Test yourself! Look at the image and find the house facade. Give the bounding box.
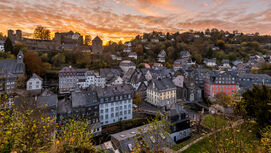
[0,72,17,93]
[147,78,176,107]
[97,84,134,125]
[59,66,77,94]
[204,58,216,67]
[157,50,166,63]
[204,72,239,98]
[71,91,102,136]
[0,40,4,52]
[26,73,43,91]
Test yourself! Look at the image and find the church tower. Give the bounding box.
[17,50,24,63]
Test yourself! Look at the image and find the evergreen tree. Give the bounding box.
[4,37,13,53]
[241,85,271,129]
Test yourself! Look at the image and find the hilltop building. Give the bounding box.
[92,36,103,53]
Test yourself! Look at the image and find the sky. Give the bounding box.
[0,0,271,42]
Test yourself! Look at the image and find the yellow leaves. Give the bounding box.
[261,138,265,143]
[56,140,60,145]
[250,120,256,124]
[70,138,74,142]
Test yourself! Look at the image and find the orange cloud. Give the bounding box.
[0,0,271,44]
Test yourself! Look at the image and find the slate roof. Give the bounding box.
[96,84,133,98]
[150,78,176,91]
[204,58,216,63]
[111,123,175,153]
[72,91,99,108]
[128,52,137,56]
[119,60,136,67]
[37,89,58,108]
[238,73,271,80]
[100,68,122,81]
[158,50,166,57]
[37,94,58,108]
[0,59,25,74]
[129,69,145,84]
[180,51,190,57]
[0,72,17,80]
[122,68,135,82]
[222,59,230,64]
[29,73,43,81]
[59,66,76,73]
[85,70,95,76]
[140,68,174,79]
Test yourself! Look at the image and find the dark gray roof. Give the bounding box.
[180,51,190,57]
[111,123,175,153]
[122,68,135,82]
[96,84,133,98]
[72,91,98,108]
[100,68,122,81]
[150,78,176,91]
[30,73,43,81]
[0,59,25,74]
[238,73,271,80]
[0,72,17,80]
[85,70,95,76]
[119,60,136,67]
[59,66,76,73]
[140,68,174,79]
[128,52,137,56]
[37,95,58,108]
[130,69,145,84]
[37,89,58,108]
[204,58,216,63]
[222,59,229,64]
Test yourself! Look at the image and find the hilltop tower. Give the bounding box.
[92,36,103,53]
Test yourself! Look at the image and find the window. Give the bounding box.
[111,113,114,117]
[105,109,108,113]
[111,108,114,112]
[100,110,103,113]
[105,114,108,119]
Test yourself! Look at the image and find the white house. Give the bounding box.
[204,58,216,67]
[95,76,106,88]
[27,73,43,91]
[0,41,4,52]
[98,85,133,125]
[221,59,231,68]
[85,70,95,87]
[128,52,137,59]
[157,50,166,63]
[110,76,123,86]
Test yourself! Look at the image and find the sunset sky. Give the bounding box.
[1,0,271,42]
